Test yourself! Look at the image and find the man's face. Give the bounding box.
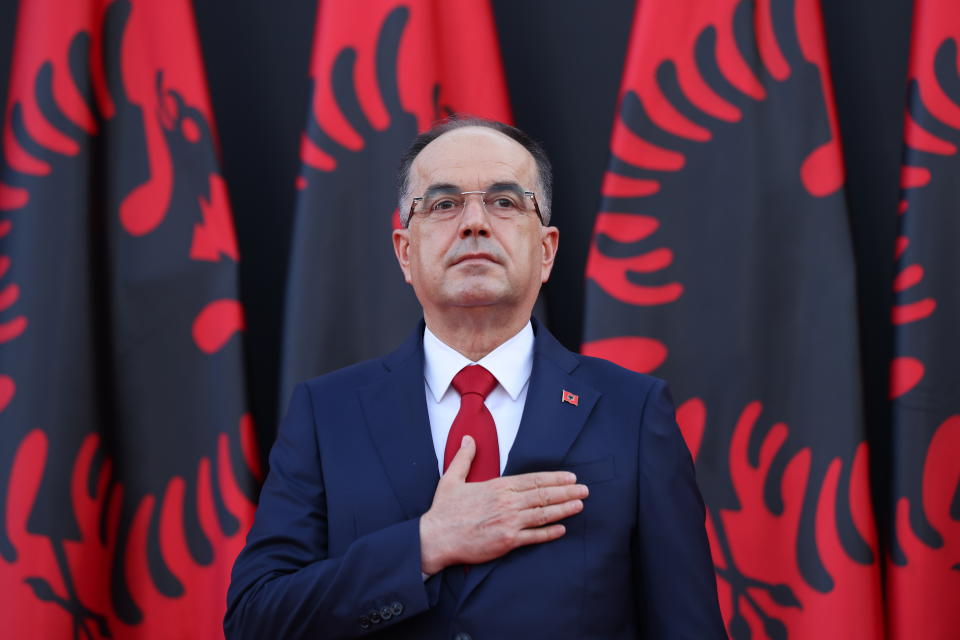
[393,127,559,318]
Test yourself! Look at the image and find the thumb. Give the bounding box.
[444,435,475,482]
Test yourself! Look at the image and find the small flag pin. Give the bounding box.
[562,390,579,406]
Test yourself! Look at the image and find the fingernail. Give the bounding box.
[567,473,577,483]
[461,435,471,447]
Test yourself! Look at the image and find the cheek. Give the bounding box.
[407,238,445,283]
[519,236,545,278]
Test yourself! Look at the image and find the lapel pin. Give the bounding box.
[562,390,579,406]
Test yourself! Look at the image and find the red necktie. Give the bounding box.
[443,364,499,482]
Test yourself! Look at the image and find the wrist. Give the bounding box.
[419,512,448,576]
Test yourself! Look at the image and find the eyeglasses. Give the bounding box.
[406,186,543,227]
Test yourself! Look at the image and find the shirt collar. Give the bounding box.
[423,321,534,403]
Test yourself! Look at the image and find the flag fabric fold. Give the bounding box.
[582,1,883,637]
[0,0,257,637]
[888,1,960,637]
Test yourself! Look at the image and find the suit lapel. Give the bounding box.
[502,355,600,477]
[460,321,601,603]
[359,322,440,520]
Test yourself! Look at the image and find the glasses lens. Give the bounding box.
[483,190,527,216]
[414,189,537,223]
[421,194,464,220]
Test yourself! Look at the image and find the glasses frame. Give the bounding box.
[406,189,544,228]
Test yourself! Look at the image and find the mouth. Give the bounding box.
[452,252,499,266]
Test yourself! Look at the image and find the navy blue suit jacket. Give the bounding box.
[225,321,725,639]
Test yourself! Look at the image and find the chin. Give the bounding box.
[444,283,509,308]
[450,293,501,308]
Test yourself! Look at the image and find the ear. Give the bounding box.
[539,225,559,283]
[392,228,413,284]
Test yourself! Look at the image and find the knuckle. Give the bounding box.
[537,487,548,507]
[536,507,549,526]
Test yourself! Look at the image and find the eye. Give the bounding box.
[488,194,519,210]
[430,198,460,211]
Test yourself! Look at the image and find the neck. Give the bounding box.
[424,307,531,361]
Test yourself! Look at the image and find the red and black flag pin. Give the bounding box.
[562,390,579,406]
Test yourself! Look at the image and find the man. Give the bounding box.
[225,118,725,639]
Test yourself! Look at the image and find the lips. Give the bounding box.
[452,252,498,265]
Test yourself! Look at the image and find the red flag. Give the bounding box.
[582,1,883,637]
[889,1,960,637]
[280,0,512,404]
[0,0,257,637]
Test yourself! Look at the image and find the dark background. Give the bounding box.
[1,0,913,530]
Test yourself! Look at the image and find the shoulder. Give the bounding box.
[296,356,392,399]
[534,319,664,396]
[572,355,690,465]
[571,354,672,429]
[541,338,667,415]
[292,322,424,402]
[533,320,668,411]
[572,352,665,396]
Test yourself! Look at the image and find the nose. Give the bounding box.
[458,193,491,238]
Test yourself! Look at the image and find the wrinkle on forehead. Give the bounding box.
[410,127,538,193]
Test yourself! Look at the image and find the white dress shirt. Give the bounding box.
[423,321,534,475]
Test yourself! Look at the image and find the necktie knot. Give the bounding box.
[451,364,498,399]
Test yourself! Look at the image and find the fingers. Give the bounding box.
[506,470,578,492]
[426,462,587,567]
[515,483,589,509]
[513,524,567,548]
[442,435,476,483]
[518,499,585,529]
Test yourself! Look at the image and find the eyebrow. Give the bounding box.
[420,181,527,199]
[486,181,526,194]
[421,183,461,200]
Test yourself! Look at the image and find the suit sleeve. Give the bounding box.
[633,379,728,639]
[224,383,438,639]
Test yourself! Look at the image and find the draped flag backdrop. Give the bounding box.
[889,0,960,637]
[280,0,511,405]
[581,1,884,637]
[0,0,259,637]
[1,0,958,639]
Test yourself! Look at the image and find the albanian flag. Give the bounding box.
[888,0,960,637]
[582,1,883,638]
[0,0,259,637]
[280,0,511,403]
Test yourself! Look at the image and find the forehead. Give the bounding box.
[410,126,537,192]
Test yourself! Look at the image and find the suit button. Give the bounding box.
[359,616,370,630]
[380,606,392,620]
[369,610,381,624]
[453,633,472,640]
[391,601,404,616]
